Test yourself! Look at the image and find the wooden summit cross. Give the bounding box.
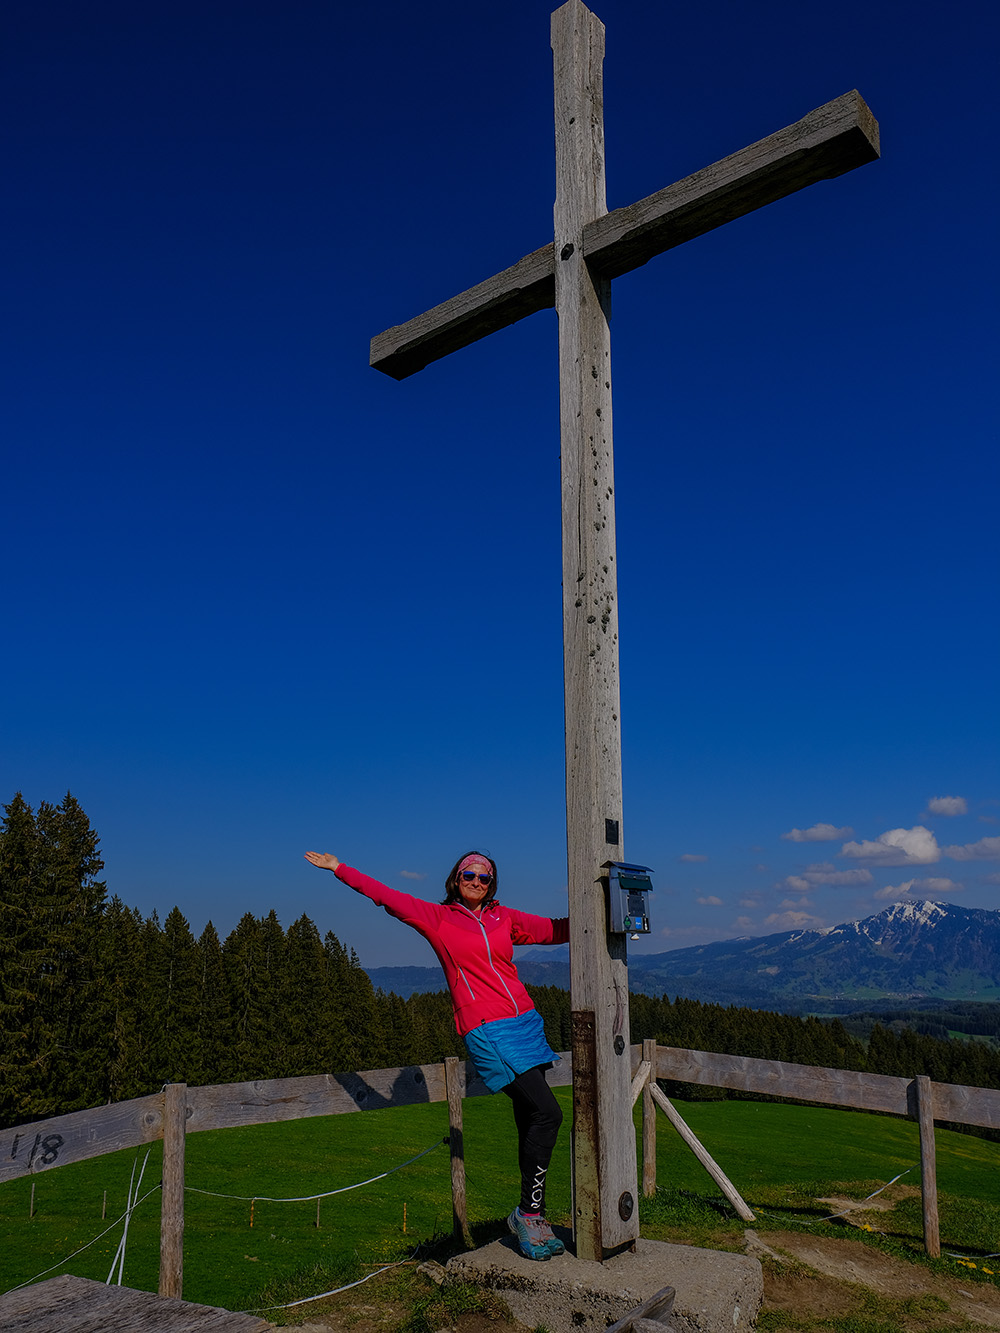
[370,1,879,1261]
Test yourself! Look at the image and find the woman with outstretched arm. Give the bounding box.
[305,847,569,1260]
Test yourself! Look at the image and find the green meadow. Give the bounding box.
[3,1090,1000,1316]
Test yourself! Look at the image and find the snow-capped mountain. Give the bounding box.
[365,901,1000,1009]
[620,900,1000,1008]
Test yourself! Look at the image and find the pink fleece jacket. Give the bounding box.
[335,864,569,1036]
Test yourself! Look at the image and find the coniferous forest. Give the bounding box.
[4,793,1000,1131]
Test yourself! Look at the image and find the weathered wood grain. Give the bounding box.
[368,91,878,382]
[554,0,638,1260]
[584,90,879,279]
[641,1038,657,1199]
[649,1082,755,1222]
[605,1284,676,1333]
[159,1083,187,1298]
[655,1045,913,1115]
[630,1060,651,1107]
[185,1063,449,1131]
[369,243,554,379]
[0,1094,164,1184]
[931,1080,1000,1130]
[0,1273,271,1332]
[444,1056,472,1248]
[914,1075,940,1259]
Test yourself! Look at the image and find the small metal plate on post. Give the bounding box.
[614,1034,625,1056]
[618,1191,634,1221]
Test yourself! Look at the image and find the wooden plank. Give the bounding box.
[0,1094,164,1185]
[913,1076,941,1259]
[369,243,554,379]
[641,1038,657,1199]
[630,1060,651,1108]
[184,1062,449,1132]
[584,90,879,279]
[0,1273,271,1332]
[444,1057,472,1248]
[159,1083,187,1299]
[655,1045,912,1115]
[930,1080,1000,1131]
[605,1285,676,1333]
[368,92,878,383]
[554,0,638,1260]
[649,1082,755,1222]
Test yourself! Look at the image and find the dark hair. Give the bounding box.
[442,851,499,907]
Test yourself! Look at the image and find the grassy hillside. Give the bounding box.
[2,1090,1000,1316]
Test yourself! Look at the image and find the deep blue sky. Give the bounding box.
[3,0,997,969]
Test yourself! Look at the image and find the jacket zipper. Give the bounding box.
[457,905,519,1016]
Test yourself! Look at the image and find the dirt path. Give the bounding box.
[748,1229,1000,1329]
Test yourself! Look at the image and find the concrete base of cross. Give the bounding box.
[445,1235,762,1333]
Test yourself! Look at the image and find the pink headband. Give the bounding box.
[458,854,492,875]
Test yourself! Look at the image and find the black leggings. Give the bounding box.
[502,1065,563,1215]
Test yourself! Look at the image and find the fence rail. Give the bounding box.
[5,1043,1000,1294]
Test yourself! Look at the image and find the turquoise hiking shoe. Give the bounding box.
[507,1207,552,1261]
[536,1215,565,1256]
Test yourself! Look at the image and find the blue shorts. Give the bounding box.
[463,1008,559,1093]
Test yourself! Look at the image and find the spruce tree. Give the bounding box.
[196,922,234,1085]
[0,795,45,1121]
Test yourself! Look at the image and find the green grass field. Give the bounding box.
[3,1090,1000,1317]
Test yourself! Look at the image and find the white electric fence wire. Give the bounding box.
[0,1184,161,1298]
[107,1149,152,1284]
[242,1255,414,1313]
[186,1135,446,1203]
[756,1164,916,1226]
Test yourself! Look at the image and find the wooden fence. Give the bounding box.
[5,1044,1000,1296]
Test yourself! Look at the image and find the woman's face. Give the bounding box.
[456,857,494,911]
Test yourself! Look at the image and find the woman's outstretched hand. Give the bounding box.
[304,851,341,872]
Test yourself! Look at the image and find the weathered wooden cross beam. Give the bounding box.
[369,0,879,1262]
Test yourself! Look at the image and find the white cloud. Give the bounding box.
[944,837,1000,862]
[780,897,812,909]
[782,823,853,842]
[874,881,915,900]
[734,916,755,930]
[778,864,873,890]
[925,795,968,817]
[874,876,963,899]
[982,872,1000,886]
[841,826,941,867]
[696,895,723,906]
[399,870,426,880]
[763,910,826,931]
[738,897,760,909]
[679,853,708,863]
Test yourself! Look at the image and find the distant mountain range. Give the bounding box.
[363,901,1000,1012]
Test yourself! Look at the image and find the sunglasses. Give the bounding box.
[460,871,493,885]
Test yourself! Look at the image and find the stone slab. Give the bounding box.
[446,1235,761,1333]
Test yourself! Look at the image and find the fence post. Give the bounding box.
[913,1075,940,1258]
[444,1057,473,1248]
[642,1039,657,1198]
[159,1082,187,1297]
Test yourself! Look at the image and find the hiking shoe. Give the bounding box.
[535,1216,565,1256]
[507,1207,552,1261]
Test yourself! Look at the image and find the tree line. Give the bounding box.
[4,793,1000,1130]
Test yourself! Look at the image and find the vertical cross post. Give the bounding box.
[552,0,637,1259]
